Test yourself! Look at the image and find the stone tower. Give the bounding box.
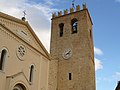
[48,4,96,90]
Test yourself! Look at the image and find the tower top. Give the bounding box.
[52,4,87,19]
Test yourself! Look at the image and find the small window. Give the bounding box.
[71,18,78,34]
[59,23,64,37]
[0,49,7,70]
[29,65,34,83]
[90,30,92,38]
[69,73,72,80]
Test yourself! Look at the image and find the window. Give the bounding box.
[0,49,7,70]
[90,30,92,38]
[29,65,34,83]
[71,18,78,34]
[59,23,64,37]
[69,73,72,80]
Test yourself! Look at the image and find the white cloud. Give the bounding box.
[95,58,103,71]
[0,0,25,17]
[116,0,120,2]
[116,72,120,76]
[100,72,120,83]
[94,47,104,71]
[94,47,103,55]
[35,30,51,51]
[113,72,120,79]
[96,72,120,84]
[44,0,54,6]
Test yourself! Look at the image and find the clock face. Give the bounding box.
[62,49,72,60]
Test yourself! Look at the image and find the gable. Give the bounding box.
[0,12,50,59]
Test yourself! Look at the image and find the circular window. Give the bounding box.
[17,45,26,60]
[13,84,26,90]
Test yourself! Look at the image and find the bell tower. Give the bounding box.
[48,4,95,90]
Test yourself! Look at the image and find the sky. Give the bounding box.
[0,0,120,90]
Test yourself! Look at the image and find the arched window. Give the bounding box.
[59,23,64,37]
[0,49,7,70]
[13,84,26,90]
[29,65,34,83]
[71,18,78,34]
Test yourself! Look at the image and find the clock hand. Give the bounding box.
[66,50,71,55]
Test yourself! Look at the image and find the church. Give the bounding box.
[0,4,95,90]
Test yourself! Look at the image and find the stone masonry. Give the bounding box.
[48,4,96,90]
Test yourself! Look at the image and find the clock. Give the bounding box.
[62,49,72,60]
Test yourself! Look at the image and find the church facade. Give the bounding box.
[0,12,50,90]
[0,4,95,90]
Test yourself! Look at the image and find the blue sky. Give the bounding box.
[0,0,120,90]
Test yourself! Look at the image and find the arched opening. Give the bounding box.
[13,84,26,90]
[29,65,34,83]
[0,49,7,70]
[59,23,64,37]
[71,18,78,34]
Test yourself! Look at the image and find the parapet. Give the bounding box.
[52,4,87,18]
